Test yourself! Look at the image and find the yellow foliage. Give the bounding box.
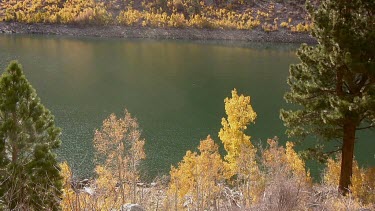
[58,0,112,24]
[0,0,309,32]
[94,109,146,204]
[218,88,257,176]
[262,23,277,32]
[117,8,143,26]
[285,142,312,184]
[280,21,289,28]
[168,136,226,210]
[324,155,375,204]
[291,22,312,32]
[168,12,186,28]
[60,161,124,210]
[59,110,148,210]
[218,89,262,206]
[2,0,111,24]
[188,14,211,28]
[257,139,312,209]
[60,161,77,211]
[93,165,121,210]
[3,0,62,23]
[263,139,311,185]
[236,143,264,205]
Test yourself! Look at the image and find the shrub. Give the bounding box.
[252,139,312,210]
[324,154,375,204]
[117,8,143,26]
[167,136,226,210]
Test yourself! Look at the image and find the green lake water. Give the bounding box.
[0,35,373,179]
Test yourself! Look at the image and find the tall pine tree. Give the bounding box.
[281,0,375,194]
[0,61,62,210]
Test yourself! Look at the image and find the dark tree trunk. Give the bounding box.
[339,121,356,195]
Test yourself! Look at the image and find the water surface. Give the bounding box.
[0,35,373,179]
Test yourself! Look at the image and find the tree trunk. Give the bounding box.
[339,121,356,195]
[132,160,136,204]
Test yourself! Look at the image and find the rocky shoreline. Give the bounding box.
[0,22,316,44]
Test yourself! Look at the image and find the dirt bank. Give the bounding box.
[0,22,316,44]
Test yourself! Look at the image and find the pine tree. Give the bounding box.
[281,0,375,194]
[0,61,62,210]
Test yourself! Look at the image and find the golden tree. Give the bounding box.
[94,109,146,205]
[92,165,119,210]
[218,88,257,175]
[168,136,226,210]
[218,89,261,205]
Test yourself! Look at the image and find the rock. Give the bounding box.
[120,204,144,211]
[83,187,94,196]
[81,178,89,184]
[74,178,90,189]
[0,22,317,44]
[136,182,145,187]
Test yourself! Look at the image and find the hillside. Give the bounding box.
[0,0,315,32]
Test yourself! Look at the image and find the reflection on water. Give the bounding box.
[0,35,373,179]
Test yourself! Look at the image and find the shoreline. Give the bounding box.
[0,22,316,44]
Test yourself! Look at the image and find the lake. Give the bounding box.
[0,35,373,179]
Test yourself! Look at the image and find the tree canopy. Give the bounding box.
[0,61,62,210]
[93,109,145,205]
[281,0,375,194]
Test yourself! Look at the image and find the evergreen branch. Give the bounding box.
[356,124,374,130]
[324,148,342,156]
